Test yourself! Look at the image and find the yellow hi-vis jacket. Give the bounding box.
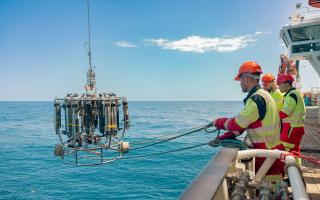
[281,88,306,127]
[234,85,284,182]
[235,85,282,149]
[270,89,283,112]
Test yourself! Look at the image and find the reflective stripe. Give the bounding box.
[282,106,292,114]
[282,141,295,151]
[250,135,281,148]
[224,118,232,130]
[235,115,252,128]
[248,124,280,135]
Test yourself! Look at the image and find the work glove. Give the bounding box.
[212,118,228,130]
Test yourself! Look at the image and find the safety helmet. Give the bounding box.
[276,74,295,85]
[234,61,263,81]
[262,73,275,86]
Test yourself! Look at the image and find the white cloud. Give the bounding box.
[116,41,138,48]
[145,31,270,53]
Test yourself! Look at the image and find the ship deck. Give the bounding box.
[180,107,320,200]
[301,107,320,200]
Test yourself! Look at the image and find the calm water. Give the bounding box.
[0,101,242,200]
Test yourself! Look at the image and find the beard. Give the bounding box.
[241,86,248,92]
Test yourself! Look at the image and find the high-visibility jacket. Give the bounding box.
[280,88,306,128]
[270,89,283,112]
[280,88,306,158]
[214,85,284,182]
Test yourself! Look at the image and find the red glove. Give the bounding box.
[214,118,228,130]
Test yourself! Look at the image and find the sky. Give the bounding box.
[1,0,319,101]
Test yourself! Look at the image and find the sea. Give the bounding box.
[0,101,243,200]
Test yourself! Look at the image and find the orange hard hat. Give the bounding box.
[234,61,263,81]
[262,74,275,85]
[276,74,294,85]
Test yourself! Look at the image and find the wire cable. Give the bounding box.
[130,124,214,151]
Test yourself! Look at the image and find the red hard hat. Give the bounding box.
[234,61,263,81]
[262,73,275,85]
[309,0,320,8]
[276,74,295,85]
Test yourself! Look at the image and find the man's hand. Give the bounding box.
[212,119,217,127]
[212,118,229,130]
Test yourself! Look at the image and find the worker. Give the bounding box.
[209,61,284,182]
[277,74,306,165]
[262,73,284,111]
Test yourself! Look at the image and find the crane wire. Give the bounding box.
[86,0,92,69]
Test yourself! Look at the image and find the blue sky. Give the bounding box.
[1,0,319,101]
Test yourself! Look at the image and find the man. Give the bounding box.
[262,73,284,111]
[209,61,284,182]
[277,74,306,165]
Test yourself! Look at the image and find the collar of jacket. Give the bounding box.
[284,87,296,97]
[243,84,261,104]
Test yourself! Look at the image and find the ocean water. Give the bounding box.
[0,101,242,200]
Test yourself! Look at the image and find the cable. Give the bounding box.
[64,132,246,164]
[121,143,208,160]
[86,0,92,69]
[130,124,214,151]
[117,138,245,160]
[130,124,212,145]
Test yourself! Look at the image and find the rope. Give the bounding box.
[281,151,320,165]
[292,151,320,165]
[121,139,246,160]
[130,124,215,151]
[121,143,208,160]
[130,124,213,145]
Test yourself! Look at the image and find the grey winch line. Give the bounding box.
[129,124,215,146]
[129,124,217,151]
[102,136,246,161]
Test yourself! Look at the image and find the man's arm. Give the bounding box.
[214,98,259,139]
[280,94,297,119]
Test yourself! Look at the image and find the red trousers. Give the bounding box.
[280,123,305,153]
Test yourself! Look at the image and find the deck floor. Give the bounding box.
[301,107,320,200]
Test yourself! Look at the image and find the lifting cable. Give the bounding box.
[129,124,214,145]
[129,123,216,151]
[117,139,246,161]
[122,142,209,160]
